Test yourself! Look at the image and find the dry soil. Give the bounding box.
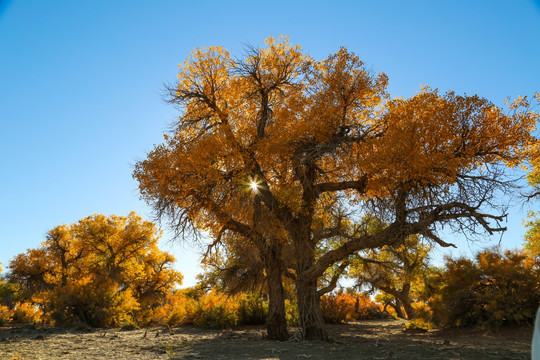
[0,319,533,359]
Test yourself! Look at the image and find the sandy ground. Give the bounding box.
[0,319,533,359]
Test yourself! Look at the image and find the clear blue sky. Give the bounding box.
[1,1,539,287]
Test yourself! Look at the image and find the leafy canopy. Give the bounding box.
[8,212,182,326]
[134,36,538,339]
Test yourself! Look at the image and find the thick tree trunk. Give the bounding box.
[252,196,288,341]
[293,225,329,341]
[401,299,416,320]
[400,284,416,320]
[296,277,328,341]
[396,286,415,319]
[264,245,289,341]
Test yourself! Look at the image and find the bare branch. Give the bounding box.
[318,261,350,296]
[421,229,457,248]
[315,177,368,195]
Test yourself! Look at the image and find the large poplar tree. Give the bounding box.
[134,36,537,340]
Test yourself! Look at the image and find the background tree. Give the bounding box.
[8,213,182,327]
[526,95,540,199]
[524,125,540,261]
[135,36,538,340]
[424,248,540,328]
[524,212,540,262]
[197,232,268,293]
[0,264,17,325]
[348,229,434,319]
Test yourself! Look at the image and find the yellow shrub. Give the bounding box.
[0,305,13,325]
[321,291,382,323]
[156,292,199,327]
[6,214,182,328]
[355,294,383,320]
[405,317,432,332]
[12,302,43,324]
[237,293,267,325]
[194,291,239,329]
[411,301,432,322]
[427,249,540,328]
[285,299,299,326]
[321,291,357,323]
[146,290,269,329]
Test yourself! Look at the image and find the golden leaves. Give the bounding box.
[135,36,539,248]
[8,214,182,326]
[361,88,537,196]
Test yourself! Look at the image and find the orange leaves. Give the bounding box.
[11,301,43,325]
[361,88,537,197]
[426,248,540,327]
[524,211,540,261]
[177,45,232,112]
[143,290,268,329]
[135,37,393,238]
[0,305,12,325]
[7,213,182,326]
[136,39,538,338]
[526,140,540,193]
[320,290,382,323]
[251,35,305,91]
[140,37,539,235]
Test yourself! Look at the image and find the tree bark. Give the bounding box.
[393,289,416,320]
[392,299,405,319]
[295,237,328,341]
[401,298,416,320]
[380,285,416,320]
[397,285,416,320]
[292,223,329,341]
[398,283,416,319]
[296,277,328,341]
[390,296,416,319]
[264,244,289,341]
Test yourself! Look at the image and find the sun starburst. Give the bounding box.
[247,175,261,193]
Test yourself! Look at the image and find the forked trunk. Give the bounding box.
[393,299,406,319]
[382,286,416,320]
[296,277,328,341]
[384,285,416,320]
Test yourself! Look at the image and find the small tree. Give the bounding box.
[426,248,540,327]
[8,213,182,327]
[349,230,433,319]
